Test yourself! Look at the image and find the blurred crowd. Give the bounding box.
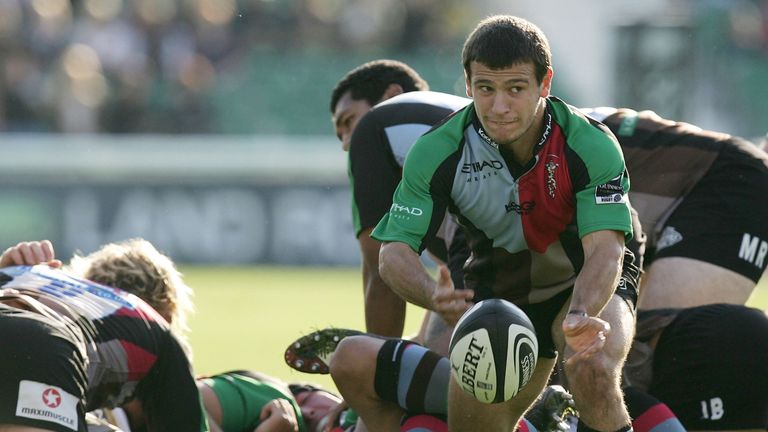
[0,0,766,136]
[0,0,472,134]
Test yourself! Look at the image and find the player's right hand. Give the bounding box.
[0,240,63,269]
[562,313,610,366]
[431,265,474,326]
[255,399,299,432]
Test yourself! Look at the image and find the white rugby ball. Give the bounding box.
[448,299,539,403]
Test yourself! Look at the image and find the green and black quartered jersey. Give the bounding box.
[373,97,633,305]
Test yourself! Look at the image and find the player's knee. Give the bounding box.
[330,336,374,383]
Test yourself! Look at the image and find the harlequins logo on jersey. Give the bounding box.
[544,155,559,199]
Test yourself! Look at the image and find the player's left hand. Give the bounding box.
[0,240,63,269]
[431,265,474,326]
[255,399,299,432]
[562,312,610,365]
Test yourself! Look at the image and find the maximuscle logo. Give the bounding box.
[42,388,61,408]
[16,380,78,430]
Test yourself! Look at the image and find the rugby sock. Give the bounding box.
[400,414,448,432]
[517,418,538,431]
[374,339,450,415]
[577,422,633,432]
[373,341,553,432]
[398,412,538,431]
[624,386,685,432]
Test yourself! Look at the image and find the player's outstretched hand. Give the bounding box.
[562,312,610,366]
[0,240,63,269]
[255,399,299,432]
[431,265,474,326]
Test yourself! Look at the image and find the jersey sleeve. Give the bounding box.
[559,103,633,239]
[575,162,632,239]
[371,128,460,253]
[348,112,403,237]
[138,332,209,432]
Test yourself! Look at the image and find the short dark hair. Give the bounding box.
[329,59,428,113]
[462,15,551,84]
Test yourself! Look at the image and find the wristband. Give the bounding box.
[567,310,588,317]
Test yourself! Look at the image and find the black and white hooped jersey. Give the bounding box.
[348,91,470,237]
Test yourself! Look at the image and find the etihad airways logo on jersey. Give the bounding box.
[391,203,423,217]
[463,159,503,182]
[462,160,503,173]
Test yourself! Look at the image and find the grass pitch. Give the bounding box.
[185,265,768,392]
[184,266,426,391]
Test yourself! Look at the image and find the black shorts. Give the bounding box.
[649,304,768,430]
[521,247,640,360]
[0,306,88,432]
[651,142,768,282]
[519,288,572,359]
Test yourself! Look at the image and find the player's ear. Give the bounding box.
[539,68,553,98]
[465,72,473,98]
[380,83,404,102]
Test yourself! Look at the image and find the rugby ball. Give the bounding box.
[448,299,538,403]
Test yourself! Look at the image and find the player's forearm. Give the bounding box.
[570,234,624,316]
[362,267,406,337]
[571,258,620,316]
[360,233,407,337]
[379,242,437,310]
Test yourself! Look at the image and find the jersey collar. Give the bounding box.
[470,107,499,150]
[534,102,554,157]
[469,100,554,155]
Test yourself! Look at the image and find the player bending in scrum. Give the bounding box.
[3,240,352,432]
[0,240,207,432]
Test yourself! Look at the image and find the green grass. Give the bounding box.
[185,266,768,392]
[748,279,768,309]
[184,266,426,392]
